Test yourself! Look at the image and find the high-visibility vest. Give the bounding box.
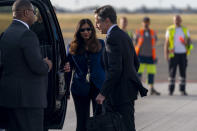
[127,31,133,39]
[167,25,193,58]
[135,29,156,60]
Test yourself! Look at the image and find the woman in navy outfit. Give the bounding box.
[65,19,105,131]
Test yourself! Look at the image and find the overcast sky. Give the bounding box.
[51,0,197,10]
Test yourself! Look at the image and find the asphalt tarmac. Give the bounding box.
[51,83,197,131]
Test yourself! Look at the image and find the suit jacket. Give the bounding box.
[101,26,145,106]
[0,20,49,108]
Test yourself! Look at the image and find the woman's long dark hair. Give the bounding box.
[69,19,101,55]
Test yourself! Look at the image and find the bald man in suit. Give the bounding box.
[0,0,52,131]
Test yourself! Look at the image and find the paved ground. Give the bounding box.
[51,82,197,131]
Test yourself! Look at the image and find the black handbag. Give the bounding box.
[87,102,127,131]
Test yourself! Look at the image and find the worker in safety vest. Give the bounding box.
[119,16,133,39]
[134,17,160,95]
[164,15,193,96]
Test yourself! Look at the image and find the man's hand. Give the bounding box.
[164,38,169,61]
[96,93,105,104]
[64,62,71,72]
[43,57,52,71]
[164,53,169,61]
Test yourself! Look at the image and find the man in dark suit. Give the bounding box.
[94,5,148,131]
[0,0,52,131]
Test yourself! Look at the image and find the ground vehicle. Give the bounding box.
[0,0,68,129]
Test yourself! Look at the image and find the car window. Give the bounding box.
[30,7,53,60]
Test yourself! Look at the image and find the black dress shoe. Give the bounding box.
[169,91,173,96]
[181,91,188,96]
[150,88,161,96]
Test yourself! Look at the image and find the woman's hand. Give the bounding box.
[64,62,71,72]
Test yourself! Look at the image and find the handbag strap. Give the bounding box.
[93,101,114,116]
[71,55,83,76]
[71,54,91,79]
[103,100,114,113]
[93,104,103,116]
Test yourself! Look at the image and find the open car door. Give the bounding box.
[0,0,68,129]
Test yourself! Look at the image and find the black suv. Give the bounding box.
[0,0,69,129]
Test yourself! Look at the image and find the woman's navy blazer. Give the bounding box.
[66,39,105,96]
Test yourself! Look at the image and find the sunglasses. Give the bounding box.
[79,28,92,32]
